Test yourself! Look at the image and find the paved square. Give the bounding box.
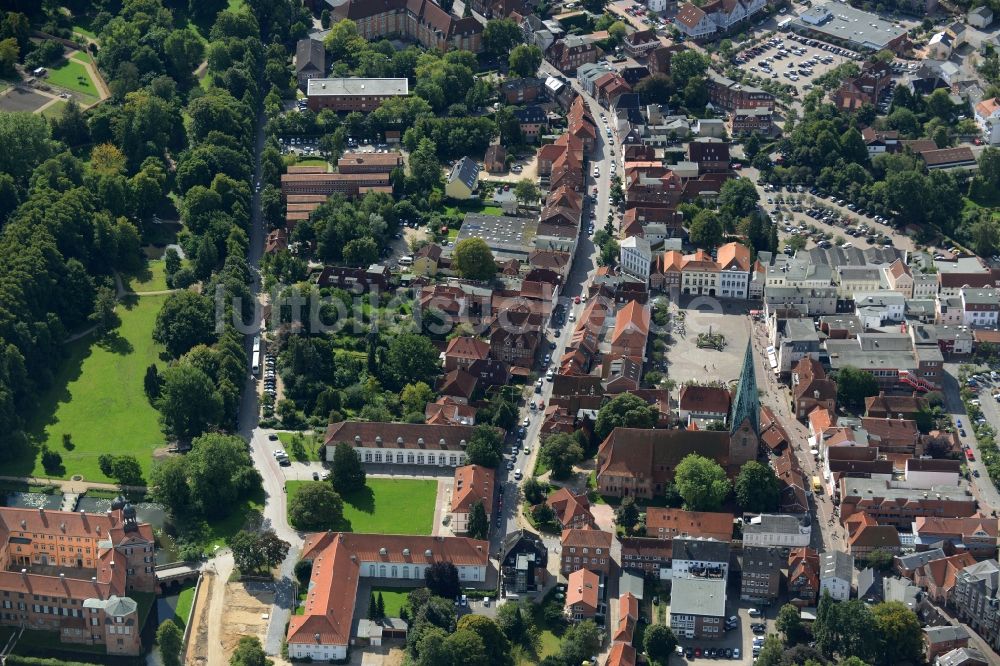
[0,88,50,113]
[665,296,751,389]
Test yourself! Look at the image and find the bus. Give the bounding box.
[811,476,822,494]
[251,335,261,376]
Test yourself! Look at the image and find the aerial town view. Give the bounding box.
[6,0,1000,665]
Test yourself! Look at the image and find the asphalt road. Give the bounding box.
[494,63,610,554]
[942,362,1000,514]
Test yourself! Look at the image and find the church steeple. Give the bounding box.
[730,340,760,436]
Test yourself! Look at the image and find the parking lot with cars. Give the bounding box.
[672,605,776,663]
[733,33,865,99]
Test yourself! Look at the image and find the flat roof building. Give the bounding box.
[792,3,909,52]
[453,213,539,262]
[306,78,409,112]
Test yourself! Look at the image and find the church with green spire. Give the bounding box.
[727,341,761,467]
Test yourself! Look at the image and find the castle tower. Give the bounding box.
[728,341,760,467]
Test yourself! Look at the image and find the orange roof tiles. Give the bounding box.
[561,527,613,550]
[566,567,600,612]
[451,464,495,514]
[716,242,750,272]
[645,508,733,542]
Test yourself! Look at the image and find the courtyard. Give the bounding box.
[0,87,50,113]
[284,477,437,535]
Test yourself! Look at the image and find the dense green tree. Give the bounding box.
[330,441,367,494]
[343,236,379,266]
[0,112,52,184]
[425,561,460,599]
[156,362,223,441]
[467,500,489,540]
[230,635,273,666]
[688,209,724,248]
[559,620,601,666]
[154,291,216,358]
[157,620,183,666]
[872,600,922,665]
[541,433,584,480]
[483,19,522,57]
[385,331,440,389]
[465,425,504,467]
[670,50,709,89]
[288,481,344,531]
[734,461,781,513]
[643,624,678,665]
[509,44,543,78]
[457,614,512,666]
[615,496,640,533]
[452,237,497,281]
[514,178,541,204]
[675,454,730,511]
[835,366,879,409]
[776,603,807,645]
[754,635,784,666]
[522,477,547,505]
[594,393,658,440]
[719,178,760,223]
[229,528,290,574]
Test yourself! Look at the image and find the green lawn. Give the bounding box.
[71,51,94,66]
[286,478,437,534]
[205,492,264,549]
[295,158,331,168]
[14,295,167,482]
[173,584,196,629]
[46,58,98,98]
[370,587,409,618]
[39,100,68,119]
[443,200,503,217]
[276,432,323,462]
[228,0,246,9]
[128,259,170,293]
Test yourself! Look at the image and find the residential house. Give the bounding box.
[444,336,491,372]
[741,547,784,603]
[514,105,547,142]
[561,528,614,575]
[975,96,1000,145]
[671,536,730,579]
[449,465,494,534]
[935,647,990,666]
[716,242,750,299]
[680,249,719,296]
[961,288,1000,328]
[446,157,480,200]
[838,478,977,528]
[412,243,443,277]
[687,139,730,173]
[675,3,716,39]
[862,127,900,156]
[295,38,326,89]
[609,300,650,361]
[820,550,854,602]
[547,35,601,73]
[791,357,837,420]
[913,516,999,559]
[645,508,734,542]
[669,577,727,639]
[729,107,775,137]
[500,529,548,594]
[501,77,545,104]
[484,144,507,173]
[951,559,1000,652]
[742,514,812,548]
[594,72,632,109]
[925,625,972,663]
[624,29,658,58]
[969,5,993,28]
[620,537,672,578]
[619,236,652,286]
[547,488,596,529]
[833,61,892,111]
[614,592,639,644]
[437,368,476,401]
[606,643,638,666]
[788,547,820,605]
[564,568,600,621]
[846,514,902,559]
[707,71,775,110]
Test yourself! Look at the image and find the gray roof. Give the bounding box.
[936,647,988,666]
[821,551,854,582]
[307,77,409,97]
[857,567,876,598]
[841,478,971,502]
[742,546,785,573]
[673,536,731,564]
[925,624,970,644]
[895,547,946,571]
[454,213,537,261]
[449,157,481,190]
[793,3,907,50]
[956,559,1000,592]
[882,576,919,608]
[295,38,326,74]
[744,514,810,535]
[619,571,645,599]
[963,289,999,305]
[670,576,727,617]
[83,595,138,616]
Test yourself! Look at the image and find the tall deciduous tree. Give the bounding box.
[643,624,678,665]
[331,441,367,495]
[541,433,584,480]
[734,461,781,513]
[508,44,543,78]
[465,425,504,467]
[157,620,183,666]
[156,362,223,441]
[452,237,497,282]
[154,291,216,358]
[289,481,344,530]
[467,500,489,540]
[425,561,460,599]
[230,635,273,666]
[674,454,731,511]
[835,366,879,409]
[594,393,658,440]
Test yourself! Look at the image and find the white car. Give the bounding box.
[593,167,600,177]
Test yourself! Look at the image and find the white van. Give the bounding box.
[398,255,414,267]
[514,469,523,480]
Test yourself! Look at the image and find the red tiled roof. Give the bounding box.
[566,567,600,612]
[451,464,495,514]
[445,336,490,362]
[645,508,733,542]
[547,487,594,528]
[678,385,731,415]
[606,642,637,666]
[561,527,613,549]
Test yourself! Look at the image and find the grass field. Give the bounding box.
[276,431,323,462]
[173,584,196,629]
[46,58,98,98]
[129,259,170,293]
[39,100,67,119]
[71,50,94,66]
[369,587,409,618]
[286,478,437,534]
[294,158,331,168]
[14,294,167,482]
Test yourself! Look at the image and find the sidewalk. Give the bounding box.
[0,474,136,494]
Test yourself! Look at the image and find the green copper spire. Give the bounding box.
[730,340,760,436]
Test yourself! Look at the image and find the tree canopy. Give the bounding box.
[674,454,731,511]
[734,461,781,513]
[594,393,658,440]
[452,237,497,282]
[288,481,344,531]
